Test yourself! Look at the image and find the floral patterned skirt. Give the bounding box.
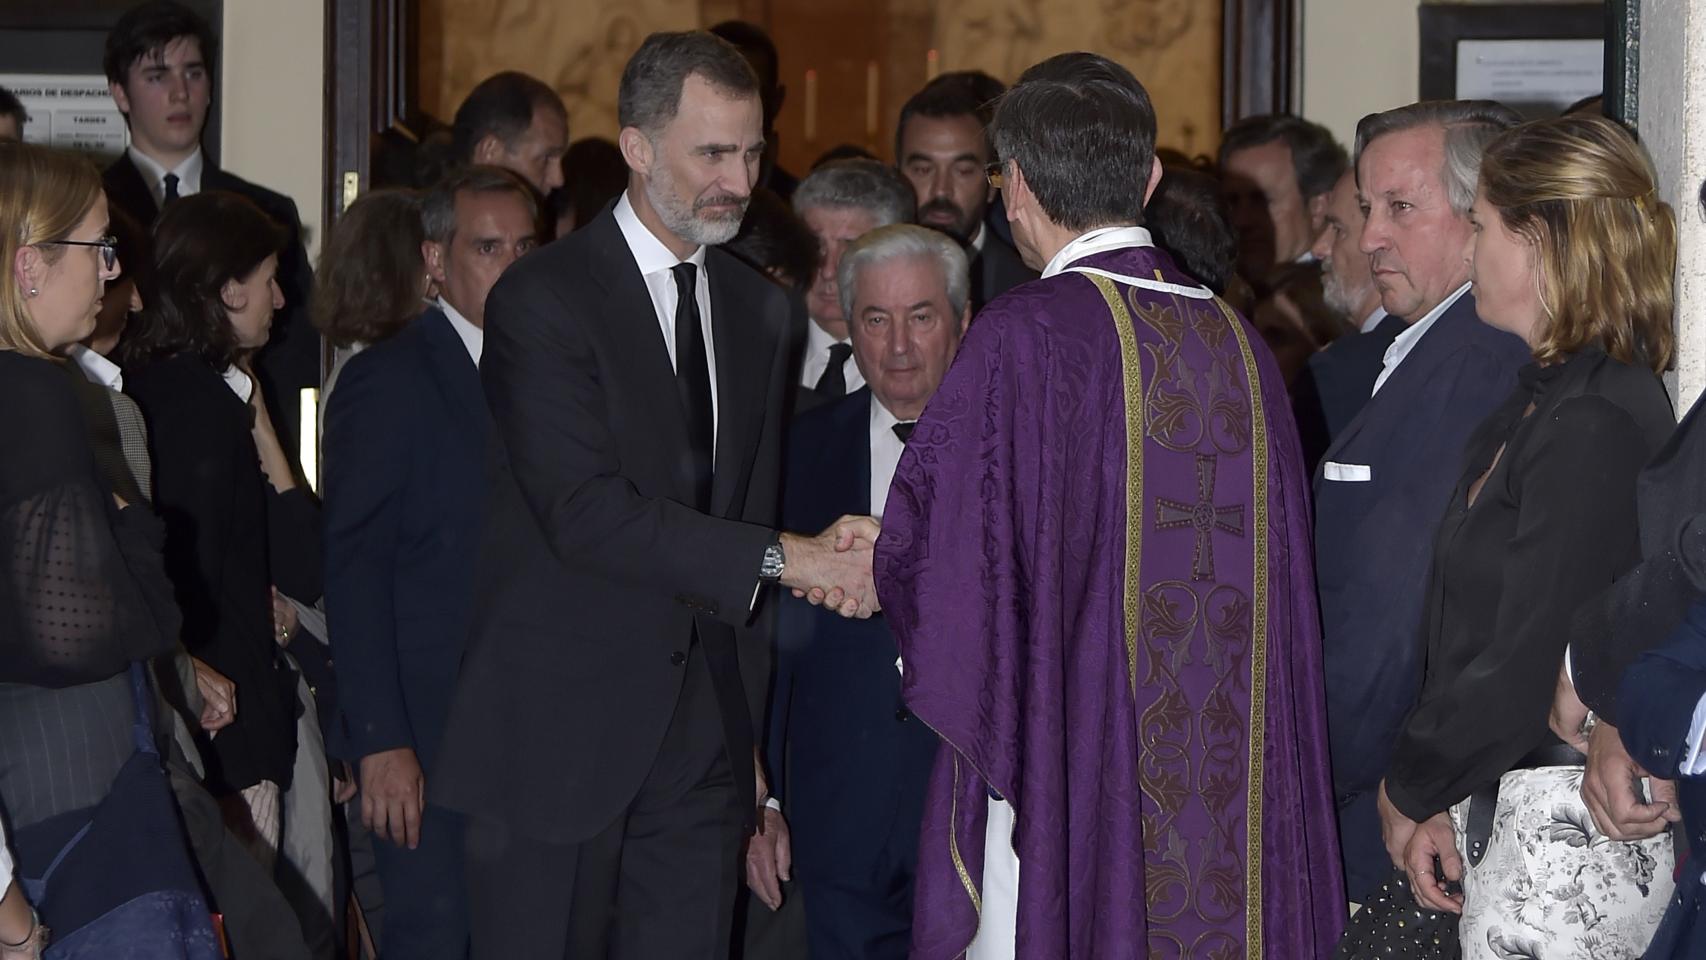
[1448,767,1674,960]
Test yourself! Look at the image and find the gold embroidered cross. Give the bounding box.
[1154,453,1245,581]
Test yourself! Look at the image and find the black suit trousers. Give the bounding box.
[464,645,743,960]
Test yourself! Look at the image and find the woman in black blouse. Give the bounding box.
[0,143,219,956]
[1372,115,1678,958]
[123,191,320,868]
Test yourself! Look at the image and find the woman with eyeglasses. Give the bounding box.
[0,142,220,956]
[122,190,321,870]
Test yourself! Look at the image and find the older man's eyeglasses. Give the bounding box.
[39,236,119,272]
[985,162,1006,190]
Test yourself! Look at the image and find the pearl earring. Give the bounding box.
[26,288,36,297]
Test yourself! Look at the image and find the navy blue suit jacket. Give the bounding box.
[1620,598,1706,958]
[769,389,939,874]
[323,308,489,773]
[1312,290,1530,900]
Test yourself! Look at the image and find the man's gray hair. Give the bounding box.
[793,158,916,227]
[836,223,970,321]
[422,165,540,244]
[618,31,758,137]
[1353,100,1522,215]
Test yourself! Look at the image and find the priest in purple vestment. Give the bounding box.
[873,54,1344,959]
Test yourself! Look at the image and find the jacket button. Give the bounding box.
[670,651,687,666]
[895,708,910,722]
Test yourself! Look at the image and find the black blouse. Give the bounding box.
[1384,349,1675,821]
[0,351,178,687]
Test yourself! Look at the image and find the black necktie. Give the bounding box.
[815,342,854,397]
[161,172,180,205]
[671,263,714,510]
[892,421,917,444]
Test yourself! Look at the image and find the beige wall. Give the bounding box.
[218,0,326,260]
[1301,0,1420,150]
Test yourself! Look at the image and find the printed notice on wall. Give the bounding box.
[0,74,129,158]
[1456,39,1604,117]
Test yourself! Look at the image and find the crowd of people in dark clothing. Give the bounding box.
[3,2,1706,959]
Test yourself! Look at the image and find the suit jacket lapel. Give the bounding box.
[585,213,698,506]
[417,308,485,422]
[708,253,762,516]
[103,155,158,227]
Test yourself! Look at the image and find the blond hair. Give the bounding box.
[1479,114,1675,372]
[0,143,105,358]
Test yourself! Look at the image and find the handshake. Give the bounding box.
[778,515,882,619]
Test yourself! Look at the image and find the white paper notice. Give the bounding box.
[0,74,129,158]
[1455,39,1604,115]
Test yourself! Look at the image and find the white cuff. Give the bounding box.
[1563,643,1575,687]
[764,796,782,812]
[1682,690,1706,776]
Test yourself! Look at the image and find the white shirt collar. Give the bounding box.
[67,344,123,391]
[1040,225,1155,279]
[870,394,902,433]
[1360,305,1389,334]
[968,221,987,253]
[806,317,845,356]
[221,364,254,403]
[128,145,204,207]
[438,297,484,365]
[614,190,708,276]
[1371,282,1471,395]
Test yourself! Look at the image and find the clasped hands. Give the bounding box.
[779,515,882,619]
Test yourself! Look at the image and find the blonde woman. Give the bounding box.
[0,142,218,955]
[1371,115,1678,958]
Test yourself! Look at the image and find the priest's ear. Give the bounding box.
[1142,155,1163,206]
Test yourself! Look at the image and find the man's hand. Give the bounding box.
[780,516,881,618]
[1549,658,1590,751]
[191,656,237,733]
[1376,780,1419,869]
[1403,813,1464,914]
[331,760,358,805]
[1581,720,1679,841]
[271,587,298,647]
[744,806,793,910]
[360,747,425,849]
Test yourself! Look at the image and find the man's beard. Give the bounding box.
[917,198,976,243]
[647,163,748,247]
[1321,261,1373,320]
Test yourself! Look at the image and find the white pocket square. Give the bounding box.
[1323,461,1372,482]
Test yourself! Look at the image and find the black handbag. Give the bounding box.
[1333,868,1461,960]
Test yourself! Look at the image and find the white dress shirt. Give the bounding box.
[799,320,864,393]
[221,364,254,402]
[1360,306,1389,334]
[614,191,719,446]
[439,297,484,365]
[1370,282,1471,396]
[868,397,909,521]
[68,344,123,391]
[128,145,204,209]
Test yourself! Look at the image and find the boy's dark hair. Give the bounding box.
[104,1,217,87]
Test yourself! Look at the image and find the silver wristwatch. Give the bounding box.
[760,537,785,582]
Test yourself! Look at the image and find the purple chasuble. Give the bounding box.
[875,242,1343,959]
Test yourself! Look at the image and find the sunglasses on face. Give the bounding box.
[39,235,119,272]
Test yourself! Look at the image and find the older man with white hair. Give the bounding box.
[791,158,916,402]
[747,223,967,960]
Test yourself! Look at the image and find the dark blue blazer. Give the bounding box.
[1312,290,1530,900]
[768,388,940,875]
[1619,598,1706,959]
[1292,314,1406,470]
[323,307,489,773]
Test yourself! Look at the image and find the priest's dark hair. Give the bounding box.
[618,31,759,138]
[895,71,1006,161]
[1218,114,1346,204]
[991,53,1157,232]
[451,71,566,165]
[103,0,216,88]
[124,191,286,371]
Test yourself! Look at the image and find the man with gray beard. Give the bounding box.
[1291,168,1407,468]
[434,30,879,959]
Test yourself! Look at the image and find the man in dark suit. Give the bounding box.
[431,32,878,959]
[746,224,965,959]
[895,72,1036,313]
[1616,599,1706,959]
[323,167,540,960]
[1313,100,1530,905]
[102,0,316,468]
[791,158,915,407]
[1291,167,1404,470]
